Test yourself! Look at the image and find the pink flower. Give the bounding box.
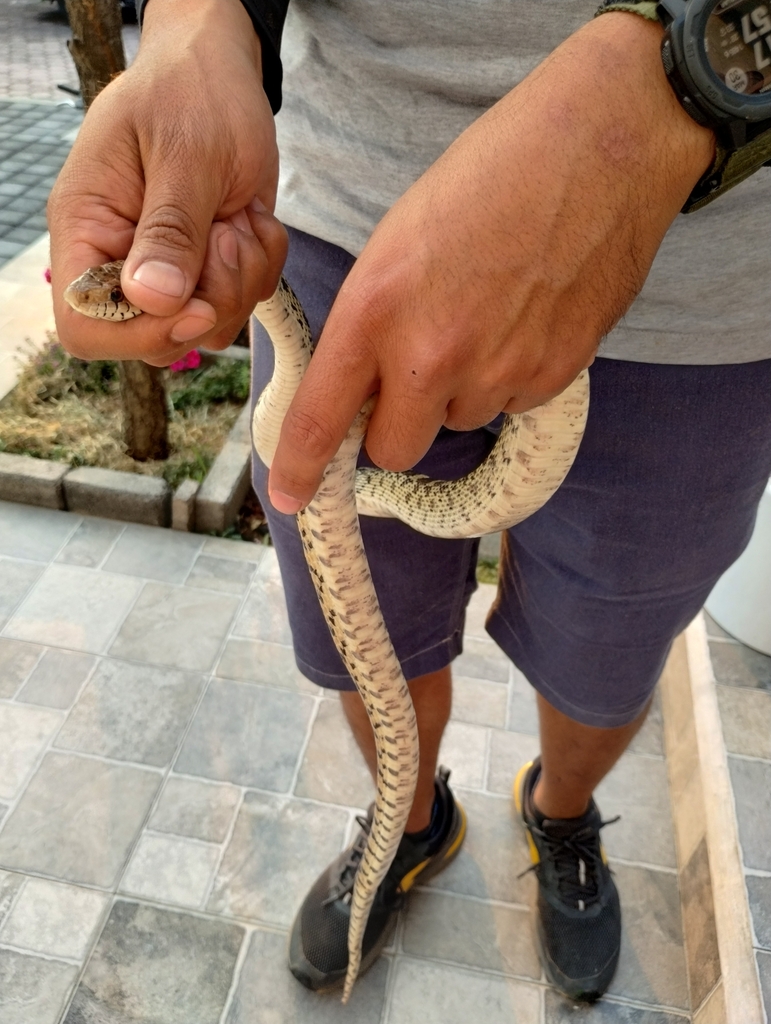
[44,267,52,284]
[169,349,201,372]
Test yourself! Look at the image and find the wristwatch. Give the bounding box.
[597,0,771,210]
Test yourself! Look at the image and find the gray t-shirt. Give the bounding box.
[274,0,771,364]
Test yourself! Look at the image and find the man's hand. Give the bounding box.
[48,0,286,366]
[267,13,714,514]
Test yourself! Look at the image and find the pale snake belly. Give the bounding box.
[65,264,589,1002]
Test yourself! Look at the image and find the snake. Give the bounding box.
[65,261,589,1003]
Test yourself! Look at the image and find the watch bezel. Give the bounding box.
[678,0,771,121]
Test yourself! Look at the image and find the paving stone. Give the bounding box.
[216,637,318,693]
[0,451,68,509]
[386,957,542,1024]
[0,636,41,697]
[225,926,389,1024]
[295,697,373,807]
[64,467,172,527]
[437,720,488,790]
[0,869,25,930]
[55,659,206,767]
[506,664,540,734]
[233,549,293,646]
[0,558,44,628]
[0,500,76,560]
[680,837,720,1009]
[0,701,64,800]
[463,582,497,641]
[717,683,771,758]
[149,776,240,843]
[425,789,532,904]
[110,582,240,671]
[202,535,267,562]
[120,833,220,909]
[595,752,677,869]
[0,949,78,1024]
[728,756,771,870]
[102,523,203,583]
[451,674,507,728]
[608,863,689,1011]
[185,554,255,594]
[5,563,142,653]
[486,729,541,796]
[454,635,509,683]
[704,611,733,639]
[627,687,666,758]
[0,876,108,960]
[544,991,685,1022]
[403,889,540,979]
[0,751,161,887]
[757,950,771,1020]
[55,517,123,568]
[64,901,244,1024]
[208,791,348,926]
[709,639,771,690]
[195,434,252,534]
[17,648,96,709]
[746,874,771,950]
[0,803,6,825]
[175,679,314,790]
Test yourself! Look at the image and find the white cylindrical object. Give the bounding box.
[705,478,771,656]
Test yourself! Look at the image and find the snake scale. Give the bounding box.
[65,263,589,1002]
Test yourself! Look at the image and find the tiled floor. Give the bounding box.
[0,498,695,1023]
[709,612,771,1016]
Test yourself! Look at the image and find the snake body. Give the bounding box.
[66,265,589,1003]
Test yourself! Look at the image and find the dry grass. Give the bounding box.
[0,338,247,488]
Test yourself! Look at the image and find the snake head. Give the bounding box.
[63,260,144,321]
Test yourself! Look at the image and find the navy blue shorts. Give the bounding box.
[251,227,771,727]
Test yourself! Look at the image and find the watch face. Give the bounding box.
[705,0,771,95]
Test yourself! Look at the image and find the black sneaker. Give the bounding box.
[289,766,466,992]
[514,757,621,1003]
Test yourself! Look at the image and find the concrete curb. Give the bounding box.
[0,402,251,533]
[660,613,764,1024]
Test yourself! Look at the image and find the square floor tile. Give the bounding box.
[17,648,96,709]
[55,659,206,767]
[608,863,688,1010]
[55,517,123,568]
[0,949,78,1024]
[202,536,266,562]
[0,702,64,800]
[185,554,255,594]
[0,869,25,930]
[709,640,771,691]
[506,666,540,735]
[386,958,542,1024]
[454,636,509,683]
[757,950,771,1020]
[120,833,220,908]
[717,683,771,759]
[225,927,388,1023]
[451,675,507,728]
[149,776,240,843]
[0,636,41,698]
[216,637,318,694]
[0,558,44,628]
[728,756,771,870]
[463,583,497,641]
[102,524,203,583]
[403,889,540,979]
[175,679,314,790]
[595,753,677,869]
[0,501,77,560]
[438,720,488,790]
[628,689,665,758]
[232,550,292,645]
[0,876,108,960]
[5,564,142,653]
[64,901,244,1024]
[0,751,161,887]
[294,697,373,808]
[544,990,685,1022]
[746,874,771,950]
[486,730,541,796]
[110,582,239,671]
[208,791,348,926]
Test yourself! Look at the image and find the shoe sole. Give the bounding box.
[289,798,468,993]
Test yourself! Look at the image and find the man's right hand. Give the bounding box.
[48,0,287,366]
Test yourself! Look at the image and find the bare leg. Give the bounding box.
[340,665,452,832]
[532,691,652,820]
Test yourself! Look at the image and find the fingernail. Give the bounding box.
[132,260,186,297]
[250,195,267,213]
[171,315,215,343]
[231,209,254,236]
[218,225,239,269]
[270,490,303,515]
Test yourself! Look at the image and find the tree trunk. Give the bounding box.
[65,0,170,461]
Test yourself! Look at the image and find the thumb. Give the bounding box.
[120,156,216,319]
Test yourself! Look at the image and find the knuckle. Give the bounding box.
[138,204,200,257]
[283,405,338,462]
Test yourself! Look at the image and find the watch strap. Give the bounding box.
[685,125,771,211]
[595,0,661,21]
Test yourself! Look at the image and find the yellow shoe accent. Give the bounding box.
[513,760,540,866]
[399,801,467,892]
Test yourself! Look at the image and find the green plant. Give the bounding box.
[171,360,250,411]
